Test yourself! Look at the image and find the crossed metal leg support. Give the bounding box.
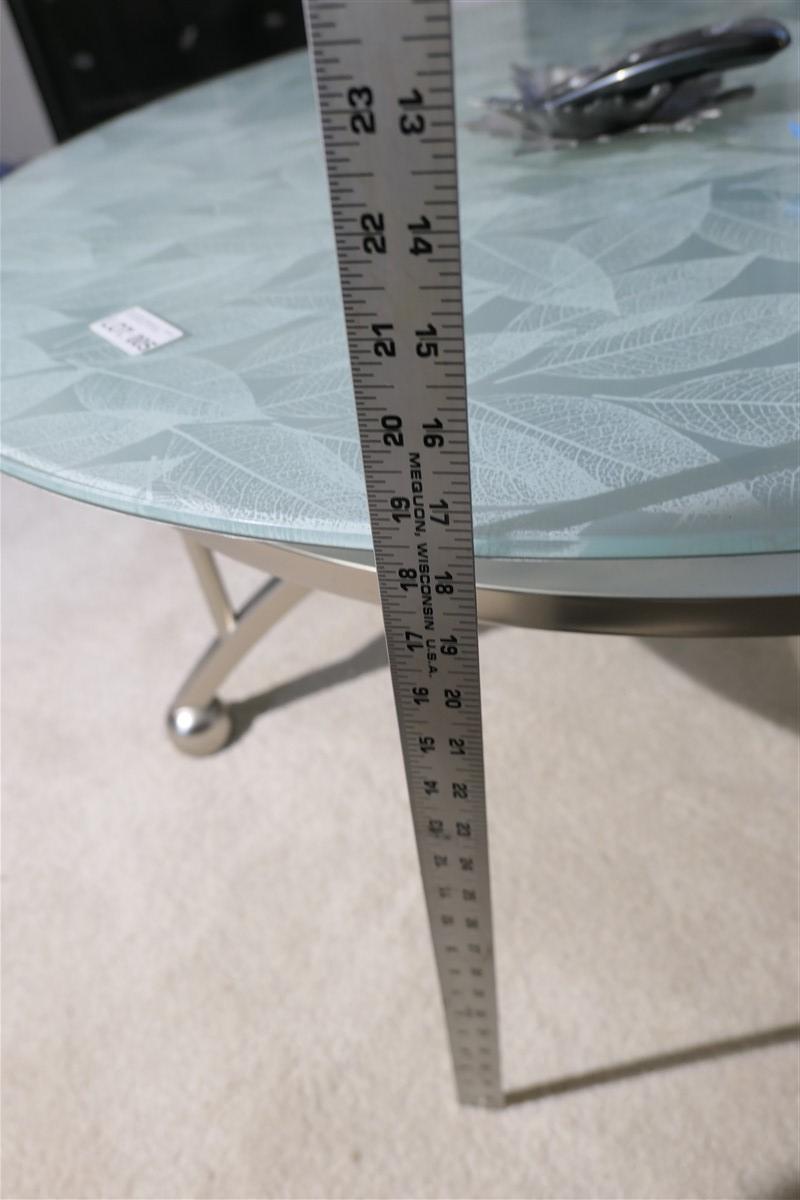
[167,528,800,755]
[167,533,308,755]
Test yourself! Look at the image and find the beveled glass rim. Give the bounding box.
[5,456,798,637]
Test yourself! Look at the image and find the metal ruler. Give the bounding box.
[305,0,501,1108]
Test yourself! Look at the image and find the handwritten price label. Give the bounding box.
[90,307,183,356]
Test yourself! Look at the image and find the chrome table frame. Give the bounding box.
[168,528,800,755]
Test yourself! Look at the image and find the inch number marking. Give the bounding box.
[305,0,502,1108]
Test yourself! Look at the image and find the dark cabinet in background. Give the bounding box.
[8,0,306,141]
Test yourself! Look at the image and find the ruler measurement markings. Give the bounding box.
[305,0,501,1110]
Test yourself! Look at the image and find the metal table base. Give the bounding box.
[167,529,799,756]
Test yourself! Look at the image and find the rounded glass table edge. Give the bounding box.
[4,450,799,568]
[2,0,799,565]
[6,464,796,636]
[188,526,800,637]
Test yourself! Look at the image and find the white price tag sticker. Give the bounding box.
[90,307,184,356]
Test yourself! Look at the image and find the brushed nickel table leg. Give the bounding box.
[168,532,308,755]
[167,527,800,755]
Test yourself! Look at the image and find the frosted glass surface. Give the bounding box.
[2,0,798,558]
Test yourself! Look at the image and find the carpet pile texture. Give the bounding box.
[2,476,798,1200]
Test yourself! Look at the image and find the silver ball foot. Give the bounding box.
[167,698,233,756]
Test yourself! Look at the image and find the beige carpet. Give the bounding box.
[1,474,799,1200]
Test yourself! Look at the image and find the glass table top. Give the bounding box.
[1,0,798,560]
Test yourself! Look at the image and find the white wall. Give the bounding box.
[1,0,55,164]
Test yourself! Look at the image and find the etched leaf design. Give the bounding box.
[563,186,711,275]
[165,304,303,349]
[258,289,342,313]
[504,301,615,338]
[113,420,368,531]
[610,255,753,315]
[74,358,259,419]
[26,319,170,368]
[492,158,719,232]
[3,268,87,306]
[1,369,88,420]
[467,330,569,382]
[495,295,799,381]
[748,466,799,513]
[2,305,73,337]
[1,3,798,559]
[0,337,57,375]
[3,410,171,470]
[236,315,348,373]
[471,393,714,495]
[637,365,800,445]
[464,234,615,309]
[468,392,769,546]
[52,255,245,315]
[465,295,624,382]
[467,402,599,525]
[249,366,354,413]
[699,200,800,262]
[1,230,97,274]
